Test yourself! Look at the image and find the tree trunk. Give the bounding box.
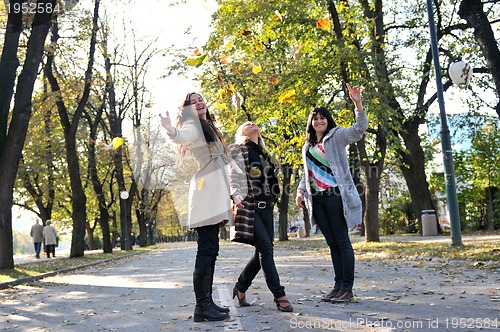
[44,1,100,257]
[85,104,113,253]
[458,0,500,117]
[0,2,55,269]
[364,170,380,242]
[398,125,437,234]
[278,164,292,241]
[0,2,22,145]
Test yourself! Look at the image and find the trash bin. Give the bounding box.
[421,210,438,236]
[297,227,306,238]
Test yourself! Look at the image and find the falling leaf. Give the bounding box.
[273,10,283,21]
[268,75,278,84]
[278,90,296,103]
[220,54,229,63]
[197,178,205,190]
[195,54,207,67]
[185,58,197,66]
[112,137,124,149]
[255,41,263,52]
[223,40,234,52]
[241,29,252,36]
[184,25,192,34]
[191,48,200,56]
[251,60,262,74]
[316,18,330,30]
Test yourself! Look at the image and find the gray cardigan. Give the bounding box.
[298,109,368,229]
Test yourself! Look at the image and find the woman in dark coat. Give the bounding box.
[228,121,293,312]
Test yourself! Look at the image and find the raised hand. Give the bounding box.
[346,83,364,111]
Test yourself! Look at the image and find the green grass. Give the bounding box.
[277,234,500,263]
[0,246,155,283]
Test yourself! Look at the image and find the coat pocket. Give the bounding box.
[343,186,362,209]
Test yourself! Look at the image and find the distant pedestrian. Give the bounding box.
[30,219,44,259]
[43,220,57,258]
[296,83,368,303]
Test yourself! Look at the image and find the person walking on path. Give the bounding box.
[30,219,44,259]
[296,83,368,304]
[42,220,57,258]
[160,92,233,322]
[229,121,293,312]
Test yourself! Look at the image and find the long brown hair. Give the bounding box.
[175,93,222,158]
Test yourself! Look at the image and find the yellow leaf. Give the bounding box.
[112,137,124,149]
[273,10,283,21]
[316,18,330,31]
[255,41,263,52]
[223,40,234,52]
[278,90,296,103]
[185,58,197,66]
[197,178,205,190]
[251,60,262,74]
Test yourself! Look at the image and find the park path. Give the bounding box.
[1,235,499,331]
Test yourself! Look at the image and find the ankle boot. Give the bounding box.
[209,266,230,313]
[193,268,230,322]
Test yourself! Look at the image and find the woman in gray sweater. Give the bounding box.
[296,83,368,303]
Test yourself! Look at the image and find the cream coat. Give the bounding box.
[43,225,57,245]
[170,119,234,229]
[298,109,368,230]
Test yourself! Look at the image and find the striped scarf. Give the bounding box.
[306,143,337,192]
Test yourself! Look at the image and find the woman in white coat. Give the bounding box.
[296,83,368,304]
[42,220,57,258]
[160,92,232,322]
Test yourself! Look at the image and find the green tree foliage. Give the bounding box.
[451,119,500,229]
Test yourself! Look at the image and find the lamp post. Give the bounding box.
[120,190,130,250]
[426,0,463,246]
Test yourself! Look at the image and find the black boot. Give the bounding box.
[210,264,230,313]
[193,268,230,322]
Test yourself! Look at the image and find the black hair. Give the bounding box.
[306,106,337,145]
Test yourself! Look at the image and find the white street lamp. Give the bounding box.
[120,191,129,250]
[449,60,472,85]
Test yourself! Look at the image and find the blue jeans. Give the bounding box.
[312,192,355,291]
[34,242,42,257]
[235,208,286,298]
[195,224,220,270]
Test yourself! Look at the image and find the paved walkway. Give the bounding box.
[1,235,499,331]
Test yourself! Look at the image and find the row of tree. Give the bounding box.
[170,0,499,240]
[0,0,499,270]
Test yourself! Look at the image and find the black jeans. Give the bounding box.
[235,208,286,298]
[312,191,355,291]
[195,223,220,270]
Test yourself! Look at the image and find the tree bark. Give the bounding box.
[0,1,55,269]
[278,164,292,241]
[85,104,113,253]
[458,0,500,117]
[44,0,100,257]
[0,1,22,146]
